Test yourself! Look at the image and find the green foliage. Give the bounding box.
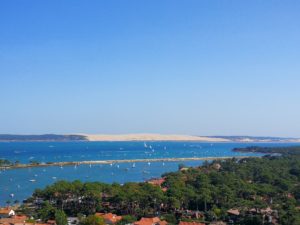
[79,215,104,225]
[25,218,36,223]
[38,201,57,221]
[55,210,68,225]
[116,215,137,225]
[161,214,177,224]
[0,158,11,166]
[29,147,300,222]
[239,215,262,225]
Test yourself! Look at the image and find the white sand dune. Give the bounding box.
[82,133,230,142]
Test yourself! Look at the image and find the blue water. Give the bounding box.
[0,141,297,206]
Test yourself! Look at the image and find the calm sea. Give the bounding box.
[0,141,296,206]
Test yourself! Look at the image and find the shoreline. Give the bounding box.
[1,134,299,142]
[0,156,257,170]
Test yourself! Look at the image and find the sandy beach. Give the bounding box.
[83,133,230,142]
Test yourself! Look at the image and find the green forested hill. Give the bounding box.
[0,134,87,141]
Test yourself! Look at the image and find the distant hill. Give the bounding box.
[0,134,87,141]
[210,135,300,142]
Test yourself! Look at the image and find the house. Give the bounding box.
[212,163,221,170]
[0,208,15,218]
[46,220,56,225]
[226,209,240,216]
[178,222,205,225]
[147,178,165,187]
[95,213,122,224]
[226,209,240,224]
[0,215,27,225]
[134,217,167,225]
[147,178,168,192]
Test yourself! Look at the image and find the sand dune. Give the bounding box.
[83,134,230,142]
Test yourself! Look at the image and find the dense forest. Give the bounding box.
[20,146,300,225]
[233,145,300,155]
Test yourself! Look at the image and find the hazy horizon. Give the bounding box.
[1,1,300,137]
[0,133,299,139]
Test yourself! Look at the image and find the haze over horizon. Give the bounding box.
[1,1,300,137]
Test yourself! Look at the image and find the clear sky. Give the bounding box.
[0,1,300,137]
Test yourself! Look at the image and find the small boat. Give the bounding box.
[148,162,151,166]
[116,165,120,168]
[143,170,150,174]
[29,179,36,182]
[34,174,38,177]
[89,164,92,168]
[110,163,113,167]
[52,177,57,179]
[144,142,148,148]
[10,193,14,198]
[162,162,165,166]
[132,163,136,168]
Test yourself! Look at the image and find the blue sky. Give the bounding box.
[0,1,300,137]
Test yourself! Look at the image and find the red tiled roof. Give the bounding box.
[134,217,167,225]
[227,209,240,216]
[179,222,205,225]
[95,213,122,223]
[0,208,12,214]
[12,215,28,221]
[10,223,47,225]
[161,187,168,192]
[0,217,26,225]
[147,178,165,186]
